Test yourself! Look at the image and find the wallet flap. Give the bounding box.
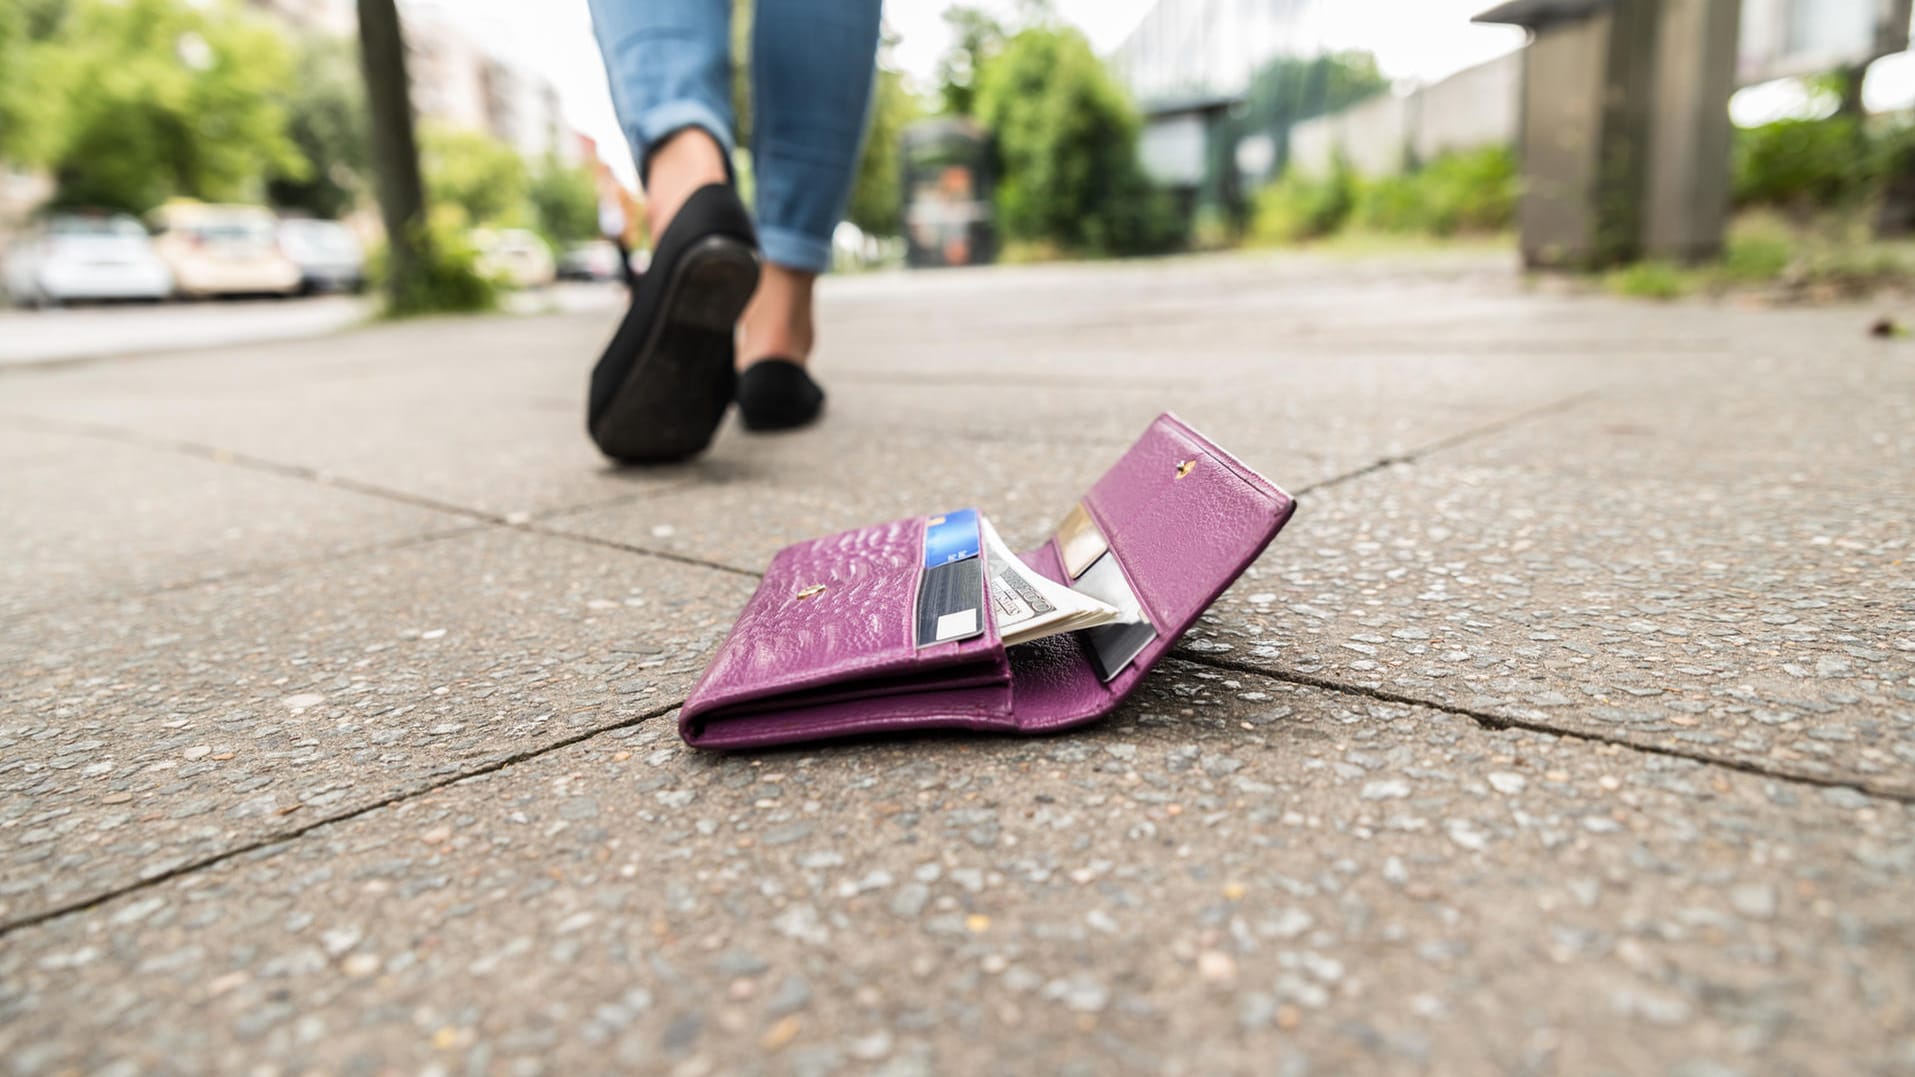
[1082,412,1293,636]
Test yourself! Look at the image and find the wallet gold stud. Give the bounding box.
[1175,458,1197,479]
[795,584,827,600]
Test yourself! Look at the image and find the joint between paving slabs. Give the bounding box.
[0,699,687,939]
[0,413,753,578]
[0,524,489,628]
[1177,651,1914,806]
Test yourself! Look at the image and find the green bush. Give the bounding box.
[1258,146,1515,243]
[1717,213,1795,282]
[1605,260,1690,300]
[1733,117,1872,209]
[1351,146,1518,235]
[1250,162,1355,243]
[368,211,499,318]
[1418,145,1519,234]
[975,26,1183,256]
[1351,172,1425,233]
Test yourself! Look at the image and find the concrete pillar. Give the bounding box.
[1643,0,1742,262]
[1478,0,1742,269]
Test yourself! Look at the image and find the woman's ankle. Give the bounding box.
[644,129,728,239]
[739,265,817,368]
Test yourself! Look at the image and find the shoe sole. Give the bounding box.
[590,235,761,463]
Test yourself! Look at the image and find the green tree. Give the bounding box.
[935,5,1005,117]
[0,0,72,164]
[420,124,530,229]
[846,31,918,237]
[267,33,368,219]
[731,0,752,146]
[528,154,600,247]
[975,25,1178,255]
[26,0,302,214]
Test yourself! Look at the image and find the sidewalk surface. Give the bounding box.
[2,250,1911,1074]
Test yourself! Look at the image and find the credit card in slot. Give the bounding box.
[1072,550,1156,681]
[1081,620,1156,682]
[917,556,984,645]
[918,508,984,646]
[924,508,981,568]
[1054,503,1108,580]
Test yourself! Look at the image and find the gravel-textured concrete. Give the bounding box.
[1,249,1910,1073]
[0,433,456,618]
[1,528,753,927]
[2,667,1908,1075]
[1184,356,1915,798]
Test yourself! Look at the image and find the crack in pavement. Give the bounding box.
[0,414,755,585]
[1176,652,1912,804]
[0,701,684,939]
[0,525,487,626]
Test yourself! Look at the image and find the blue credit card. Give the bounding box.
[923,508,981,568]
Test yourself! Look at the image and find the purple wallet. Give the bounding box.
[679,413,1297,749]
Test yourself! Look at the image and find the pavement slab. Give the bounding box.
[0,435,461,619]
[1182,412,1915,797]
[1,665,1907,1075]
[0,527,754,928]
[0,315,686,519]
[544,433,1133,575]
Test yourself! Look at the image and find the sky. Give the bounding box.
[414,0,1529,189]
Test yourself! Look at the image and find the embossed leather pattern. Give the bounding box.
[678,413,1294,749]
[681,514,1010,745]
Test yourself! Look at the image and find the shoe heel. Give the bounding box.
[674,236,761,331]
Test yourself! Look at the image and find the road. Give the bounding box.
[1,249,1910,1074]
[0,282,624,367]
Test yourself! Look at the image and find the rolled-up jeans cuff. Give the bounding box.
[759,226,832,274]
[631,101,736,185]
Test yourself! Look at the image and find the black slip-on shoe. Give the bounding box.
[737,358,826,432]
[587,184,760,463]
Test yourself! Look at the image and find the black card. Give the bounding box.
[916,556,984,646]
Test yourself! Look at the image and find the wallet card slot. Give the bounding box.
[680,513,1013,748]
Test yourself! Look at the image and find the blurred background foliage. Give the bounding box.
[10,0,303,214]
[3,0,1911,292]
[956,12,1180,257]
[1,0,599,251]
[266,33,369,220]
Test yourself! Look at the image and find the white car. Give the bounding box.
[473,228,556,289]
[4,214,174,307]
[557,240,625,282]
[278,218,366,294]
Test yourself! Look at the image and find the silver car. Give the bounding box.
[278,218,366,294]
[4,213,174,307]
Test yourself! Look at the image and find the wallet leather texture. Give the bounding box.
[679,413,1296,749]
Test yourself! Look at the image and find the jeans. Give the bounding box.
[588,0,883,273]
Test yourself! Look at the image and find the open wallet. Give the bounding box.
[678,413,1297,749]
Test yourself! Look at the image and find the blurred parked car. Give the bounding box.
[556,239,624,282]
[473,228,555,288]
[3,213,173,307]
[277,218,366,294]
[150,202,301,298]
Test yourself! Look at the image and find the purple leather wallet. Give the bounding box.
[679,413,1297,749]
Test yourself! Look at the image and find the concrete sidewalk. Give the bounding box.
[2,250,1911,1074]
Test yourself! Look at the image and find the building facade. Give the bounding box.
[245,0,579,164]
